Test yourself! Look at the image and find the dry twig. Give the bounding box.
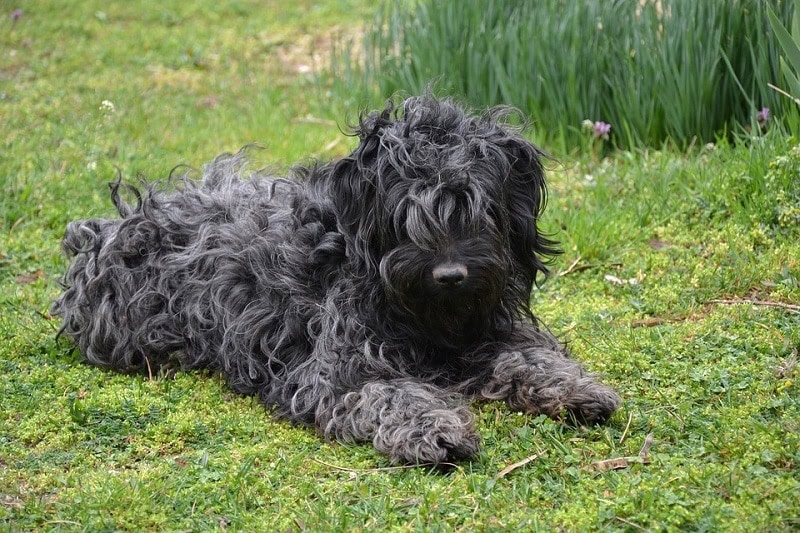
[639,433,654,459]
[619,411,633,445]
[769,83,800,106]
[630,317,673,328]
[558,256,582,277]
[144,356,154,382]
[559,260,623,277]
[707,298,800,314]
[496,453,541,479]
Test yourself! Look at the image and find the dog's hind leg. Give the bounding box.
[479,327,620,425]
[317,380,481,465]
[52,214,183,372]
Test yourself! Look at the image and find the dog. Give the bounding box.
[52,95,620,465]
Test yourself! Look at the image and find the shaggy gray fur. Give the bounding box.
[52,96,620,465]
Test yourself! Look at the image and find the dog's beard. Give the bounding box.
[379,240,508,349]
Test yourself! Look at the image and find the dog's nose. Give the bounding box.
[432,263,468,286]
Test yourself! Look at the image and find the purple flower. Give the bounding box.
[756,107,770,125]
[592,121,612,140]
[10,9,22,22]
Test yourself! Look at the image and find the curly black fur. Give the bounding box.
[52,96,620,464]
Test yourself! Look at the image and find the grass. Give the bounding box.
[331,0,798,151]
[2,0,799,530]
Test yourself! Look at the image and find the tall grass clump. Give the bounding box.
[768,0,800,133]
[331,0,795,150]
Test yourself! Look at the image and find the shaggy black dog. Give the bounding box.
[53,96,620,464]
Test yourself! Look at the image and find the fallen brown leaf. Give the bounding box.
[589,456,648,472]
[588,433,654,472]
[15,270,44,284]
[630,317,672,328]
[197,95,220,108]
[496,453,541,479]
[647,239,671,250]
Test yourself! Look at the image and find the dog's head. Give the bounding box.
[330,96,558,347]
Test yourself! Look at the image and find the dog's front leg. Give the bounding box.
[480,327,620,425]
[319,380,480,465]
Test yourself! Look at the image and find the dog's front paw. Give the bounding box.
[375,407,481,465]
[566,381,621,426]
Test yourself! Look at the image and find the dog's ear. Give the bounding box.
[329,154,374,237]
[328,104,398,266]
[501,134,560,284]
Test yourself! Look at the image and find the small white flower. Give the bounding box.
[87,161,97,171]
[100,100,116,113]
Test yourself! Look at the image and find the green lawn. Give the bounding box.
[1,1,798,530]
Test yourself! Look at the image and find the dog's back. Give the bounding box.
[52,151,344,397]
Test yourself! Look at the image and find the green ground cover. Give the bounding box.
[1,1,798,530]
